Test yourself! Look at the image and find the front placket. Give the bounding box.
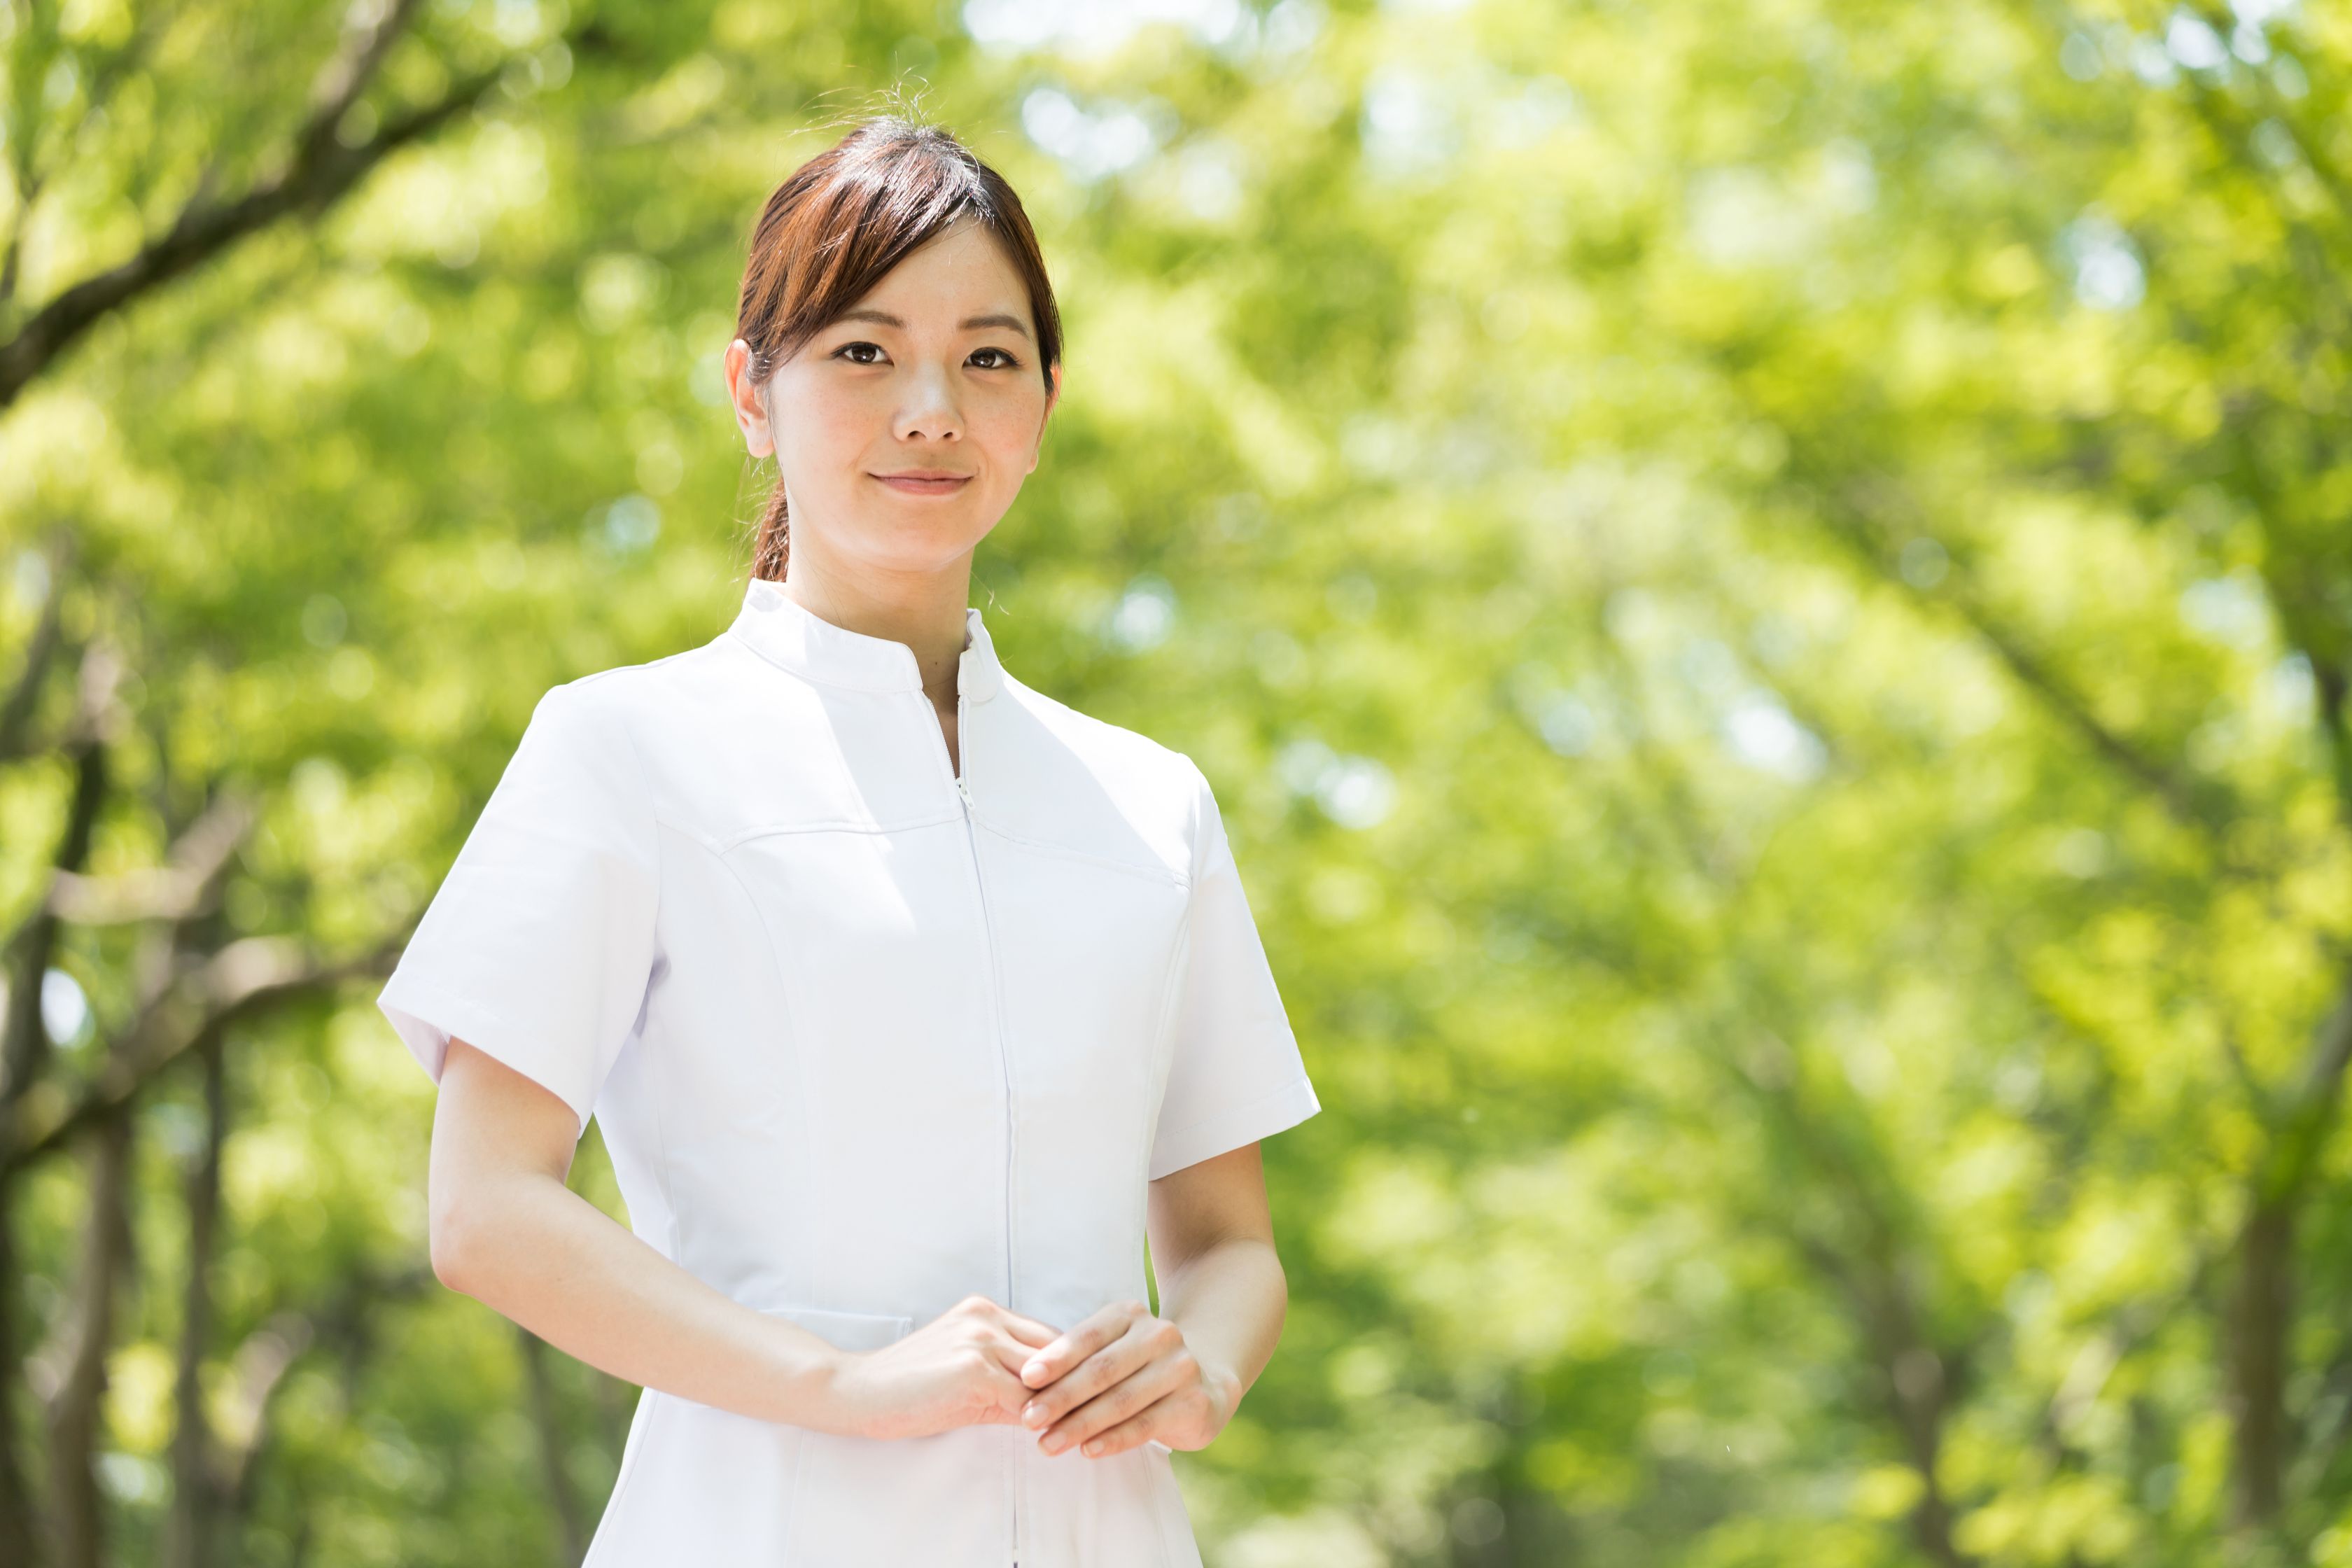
[918,676,1022,1565]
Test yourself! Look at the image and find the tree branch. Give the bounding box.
[0,0,503,410]
[1808,474,2242,844]
[0,929,407,1175]
[0,524,75,764]
[46,790,257,926]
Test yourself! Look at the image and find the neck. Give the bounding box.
[776,542,974,711]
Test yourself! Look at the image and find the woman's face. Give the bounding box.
[728,216,1060,579]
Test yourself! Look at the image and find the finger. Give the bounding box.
[1041,1375,1177,1457]
[985,1324,1063,1380]
[1037,1334,1188,1450]
[1019,1301,1144,1390]
[999,1310,1061,1348]
[969,1298,1062,1349]
[1021,1329,1155,1431]
[1068,1398,1172,1460]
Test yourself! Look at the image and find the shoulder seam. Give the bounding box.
[555,674,681,844]
[1002,675,1190,766]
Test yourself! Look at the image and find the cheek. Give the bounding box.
[975,397,1047,466]
[773,384,884,477]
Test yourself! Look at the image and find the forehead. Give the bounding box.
[855,220,1031,320]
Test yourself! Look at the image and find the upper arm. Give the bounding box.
[1147,1139,1275,1280]
[426,1035,587,1289]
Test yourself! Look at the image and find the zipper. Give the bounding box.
[940,685,1021,1566]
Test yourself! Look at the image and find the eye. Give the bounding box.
[972,346,1021,370]
[833,341,886,365]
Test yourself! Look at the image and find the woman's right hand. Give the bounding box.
[825,1295,1062,1441]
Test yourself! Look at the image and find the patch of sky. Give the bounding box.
[1537,692,1597,757]
[2178,570,2269,649]
[97,1452,166,1506]
[1677,637,1742,698]
[43,968,92,1049]
[1360,66,1460,180]
[2058,211,2144,311]
[1722,692,1828,783]
[587,493,661,555]
[2230,0,2297,27]
[489,0,557,48]
[1508,662,1626,759]
[1021,87,1168,183]
[2269,652,2316,720]
[1686,165,1812,269]
[1277,736,1398,829]
[2251,117,2300,170]
[2164,10,2231,71]
[2130,34,2180,85]
[2228,0,2304,91]
[2060,31,2104,80]
[1262,0,1324,56]
[1172,135,1248,223]
[965,0,1256,57]
[1104,573,1177,652]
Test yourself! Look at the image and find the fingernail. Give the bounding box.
[1023,1404,1044,1427]
[1082,1439,1101,1456]
[1041,1435,1063,1454]
[1023,1361,1045,1381]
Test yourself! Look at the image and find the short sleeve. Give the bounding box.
[1147,760,1322,1181]
[377,679,662,1138]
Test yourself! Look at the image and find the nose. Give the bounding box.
[895,362,963,444]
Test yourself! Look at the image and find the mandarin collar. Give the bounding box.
[729,577,1004,701]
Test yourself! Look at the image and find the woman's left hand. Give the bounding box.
[1014,1299,1239,1458]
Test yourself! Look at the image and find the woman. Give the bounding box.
[377,115,1321,1566]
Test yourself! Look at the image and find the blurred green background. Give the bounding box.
[4,0,2349,1563]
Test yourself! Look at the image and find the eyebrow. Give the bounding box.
[832,307,1032,342]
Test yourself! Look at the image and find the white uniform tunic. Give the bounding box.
[377,576,1322,1567]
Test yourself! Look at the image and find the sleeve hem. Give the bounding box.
[376,975,594,1138]
[1147,1074,1321,1182]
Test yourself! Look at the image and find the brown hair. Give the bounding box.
[734,113,1064,582]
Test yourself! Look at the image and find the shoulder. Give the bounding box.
[1001,672,1204,785]
[993,673,1219,878]
[540,635,765,750]
[514,638,758,821]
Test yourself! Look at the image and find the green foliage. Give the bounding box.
[3,0,2351,1564]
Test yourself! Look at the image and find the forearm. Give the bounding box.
[1154,1236,1288,1420]
[439,1172,853,1432]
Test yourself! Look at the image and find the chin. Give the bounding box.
[850,517,995,571]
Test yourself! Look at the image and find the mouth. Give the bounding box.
[873,472,974,496]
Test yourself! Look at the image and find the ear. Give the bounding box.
[1028,361,1062,474]
[729,338,775,458]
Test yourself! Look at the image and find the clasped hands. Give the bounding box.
[837,1294,1240,1460]
[1014,1296,1239,1459]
